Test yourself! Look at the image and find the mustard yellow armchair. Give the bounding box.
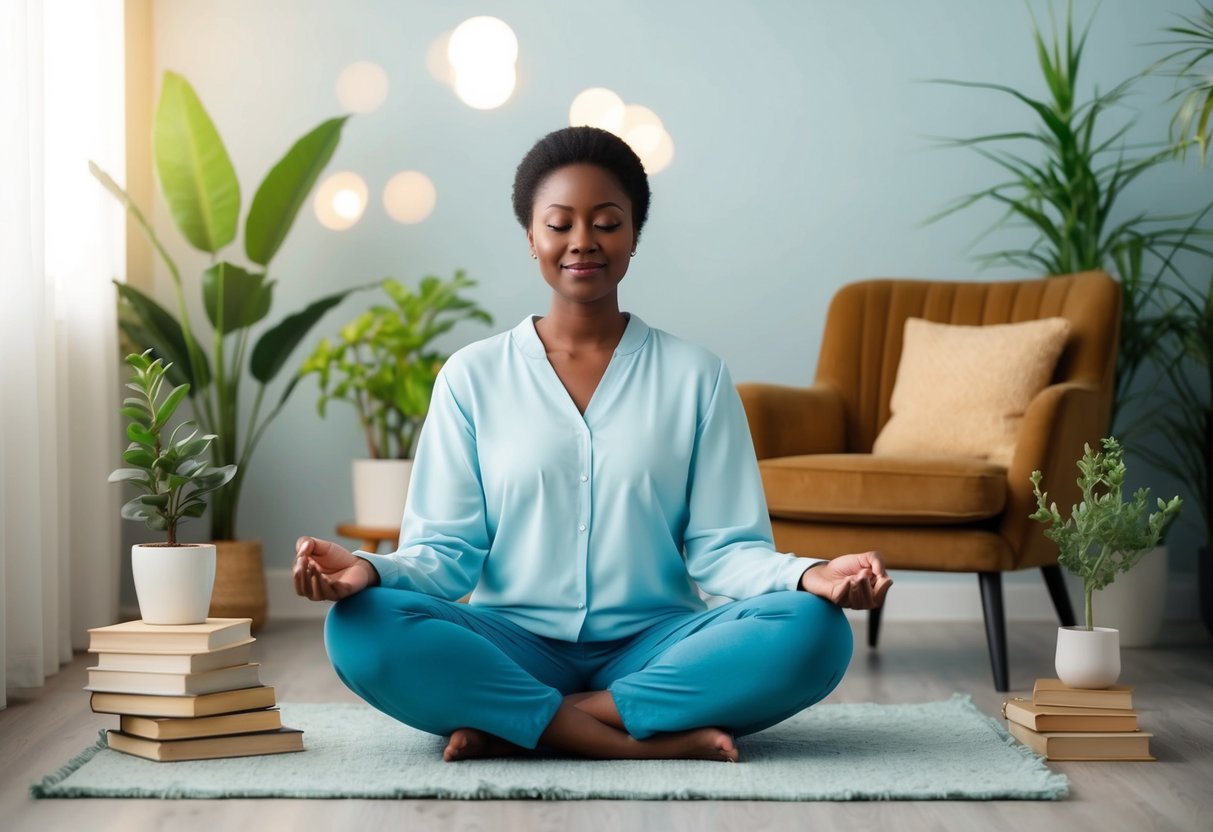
[739,272,1121,691]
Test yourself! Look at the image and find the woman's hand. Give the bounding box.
[799,551,892,610]
[292,536,377,602]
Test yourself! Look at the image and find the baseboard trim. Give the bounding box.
[253,568,1200,623]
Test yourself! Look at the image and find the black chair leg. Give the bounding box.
[978,572,1009,692]
[868,604,883,648]
[1041,565,1077,627]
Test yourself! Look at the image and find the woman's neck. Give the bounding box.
[536,299,628,353]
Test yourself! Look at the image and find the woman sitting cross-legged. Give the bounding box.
[293,125,893,763]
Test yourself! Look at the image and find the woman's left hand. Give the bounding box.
[799,551,892,610]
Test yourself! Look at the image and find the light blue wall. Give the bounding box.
[130,0,1208,597]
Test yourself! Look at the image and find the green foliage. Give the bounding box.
[927,1,1213,429]
[109,351,236,546]
[91,72,364,540]
[1031,437,1182,630]
[300,271,493,459]
[1154,0,1213,165]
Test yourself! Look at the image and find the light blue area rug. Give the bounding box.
[32,695,1067,801]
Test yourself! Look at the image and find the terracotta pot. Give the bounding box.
[208,539,267,631]
[131,543,215,624]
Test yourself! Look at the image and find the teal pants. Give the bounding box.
[324,588,853,749]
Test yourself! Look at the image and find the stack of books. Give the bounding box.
[1003,677,1153,761]
[86,618,304,762]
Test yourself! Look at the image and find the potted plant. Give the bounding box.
[927,1,1213,431]
[300,271,492,528]
[1145,0,1213,636]
[1031,437,1182,688]
[91,71,365,625]
[109,351,237,624]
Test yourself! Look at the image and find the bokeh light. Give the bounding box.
[313,171,368,230]
[569,87,626,132]
[335,61,389,114]
[446,16,518,109]
[425,31,454,85]
[383,170,437,224]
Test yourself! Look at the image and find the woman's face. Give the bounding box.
[527,163,636,307]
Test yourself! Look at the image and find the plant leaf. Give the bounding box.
[250,285,369,384]
[245,116,350,266]
[202,262,274,334]
[115,281,211,390]
[153,71,240,253]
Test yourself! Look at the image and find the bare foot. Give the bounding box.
[640,727,739,763]
[443,727,526,762]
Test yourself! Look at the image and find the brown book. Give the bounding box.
[1007,720,1154,761]
[119,708,282,740]
[1004,698,1139,732]
[87,662,261,695]
[1032,678,1134,710]
[90,685,277,717]
[91,640,255,673]
[105,726,304,762]
[87,619,251,654]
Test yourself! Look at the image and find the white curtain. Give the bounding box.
[1,0,124,708]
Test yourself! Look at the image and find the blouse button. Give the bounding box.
[578,524,587,532]
[580,473,588,482]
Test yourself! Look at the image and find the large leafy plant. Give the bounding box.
[300,271,493,459]
[108,351,236,546]
[1031,437,1182,630]
[92,71,361,540]
[928,2,1213,428]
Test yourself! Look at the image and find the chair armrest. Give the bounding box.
[736,382,847,460]
[1000,381,1108,568]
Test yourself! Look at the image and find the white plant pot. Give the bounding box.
[131,543,216,625]
[1055,625,1121,689]
[1093,545,1168,647]
[352,458,414,528]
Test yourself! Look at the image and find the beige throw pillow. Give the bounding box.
[872,317,1071,467]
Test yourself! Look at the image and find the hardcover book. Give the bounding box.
[1032,678,1134,711]
[1007,720,1154,761]
[105,726,304,762]
[87,619,252,654]
[91,640,254,673]
[90,685,277,718]
[119,708,283,740]
[86,663,261,696]
[1004,698,1139,732]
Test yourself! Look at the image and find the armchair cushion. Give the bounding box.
[760,453,1006,525]
[872,316,1071,467]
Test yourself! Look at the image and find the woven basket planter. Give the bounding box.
[208,539,268,631]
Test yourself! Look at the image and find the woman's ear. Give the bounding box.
[526,226,536,258]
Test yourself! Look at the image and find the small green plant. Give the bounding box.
[108,351,236,545]
[300,271,493,459]
[1031,437,1182,630]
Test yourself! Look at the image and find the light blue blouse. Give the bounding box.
[357,313,822,642]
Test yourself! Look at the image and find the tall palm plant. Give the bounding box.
[1156,0,1213,165]
[928,2,1213,428]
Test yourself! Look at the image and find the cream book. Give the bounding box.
[1004,698,1139,732]
[87,618,252,654]
[90,685,277,717]
[86,662,261,695]
[91,640,254,673]
[1008,720,1154,761]
[106,726,304,762]
[120,708,282,740]
[1032,678,1134,710]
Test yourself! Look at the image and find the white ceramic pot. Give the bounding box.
[131,543,216,624]
[352,458,414,528]
[1093,545,1167,647]
[1055,625,1121,689]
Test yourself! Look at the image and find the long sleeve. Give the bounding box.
[356,370,490,599]
[682,362,824,598]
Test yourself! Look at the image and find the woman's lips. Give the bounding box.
[563,262,605,278]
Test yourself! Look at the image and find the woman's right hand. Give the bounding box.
[293,536,378,602]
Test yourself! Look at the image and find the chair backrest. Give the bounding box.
[815,272,1122,452]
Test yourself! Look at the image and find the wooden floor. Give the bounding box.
[2,617,1211,832]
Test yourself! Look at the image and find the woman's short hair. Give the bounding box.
[512,126,651,239]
